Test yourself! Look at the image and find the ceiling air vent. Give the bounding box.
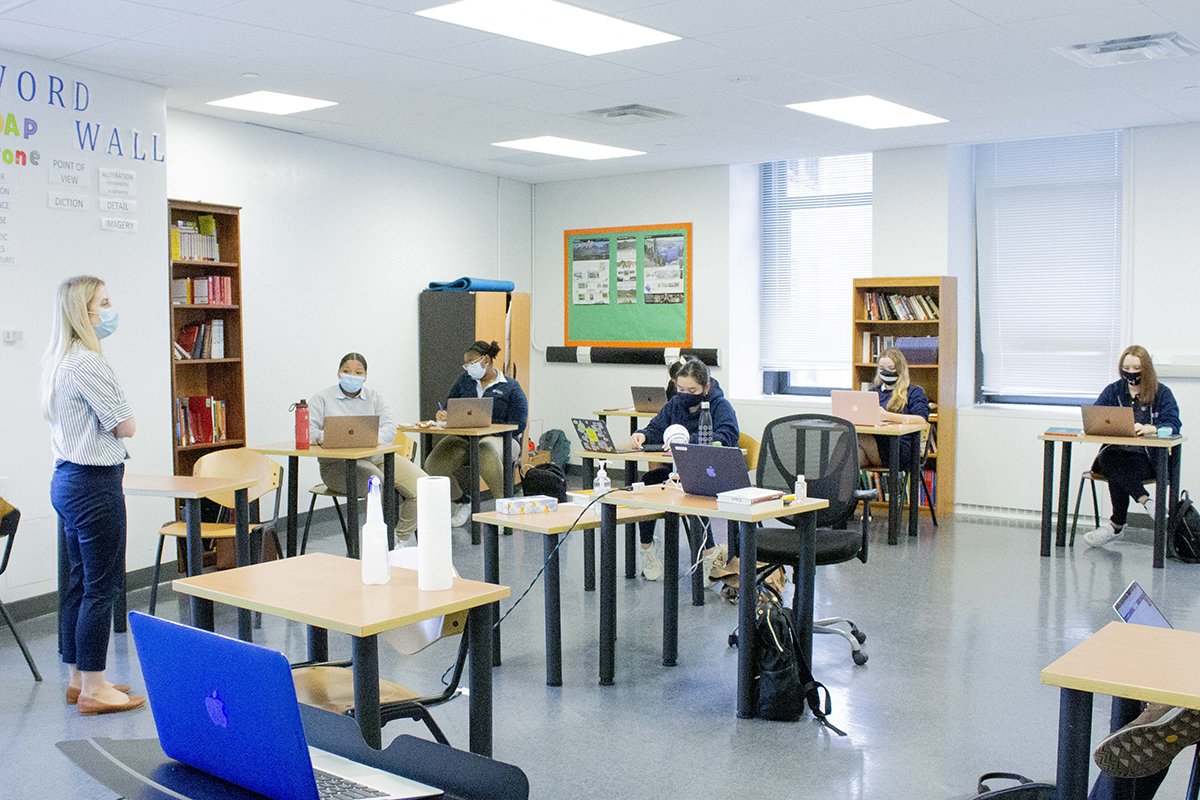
[1055,32,1199,67]
[577,104,684,125]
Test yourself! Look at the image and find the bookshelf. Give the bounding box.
[852,276,956,519]
[168,200,246,480]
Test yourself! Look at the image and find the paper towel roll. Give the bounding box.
[416,476,454,591]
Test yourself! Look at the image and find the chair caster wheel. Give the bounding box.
[728,632,738,648]
[852,650,868,666]
[852,629,866,645]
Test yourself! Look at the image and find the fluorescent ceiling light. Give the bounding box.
[492,136,645,160]
[786,95,948,129]
[207,91,337,115]
[416,0,680,56]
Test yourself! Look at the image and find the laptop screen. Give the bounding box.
[1114,581,1172,629]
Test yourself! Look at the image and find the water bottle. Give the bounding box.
[794,473,807,502]
[361,477,391,585]
[291,400,309,450]
[698,401,713,445]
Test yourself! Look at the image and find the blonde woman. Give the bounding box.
[41,276,144,716]
[858,347,930,469]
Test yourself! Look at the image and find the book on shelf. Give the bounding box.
[170,276,232,305]
[862,291,940,321]
[861,333,896,364]
[174,320,225,359]
[173,219,220,262]
[859,469,936,508]
[175,395,228,446]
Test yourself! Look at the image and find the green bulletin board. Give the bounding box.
[564,223,692,347]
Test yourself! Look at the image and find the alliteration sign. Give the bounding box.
[99,167,134,196]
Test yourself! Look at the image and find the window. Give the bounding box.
[976,132,1124,404]
[760,154,873,395]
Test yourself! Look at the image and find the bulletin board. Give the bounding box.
[563,223,692,347]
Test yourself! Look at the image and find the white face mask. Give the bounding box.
[465,359,486,380]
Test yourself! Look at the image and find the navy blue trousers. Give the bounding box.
[52,462,126,672]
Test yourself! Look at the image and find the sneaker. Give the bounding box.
[395,528,413,544]
[450,501,472,528]
[1083,523,1123,548]
[1094,703,1200,779]
[1144,498,1157,522]
[640,544,664,581]
[702,544,728,588]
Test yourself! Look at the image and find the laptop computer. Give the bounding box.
[670,443,752,497]
[630,386,668,414]
[445,397,493,428]
[1114,580,1172,629]
[572,418,634,454]
[324,415,379,449]
[1082,405,1137,437]
[831,389,882,427]
[128,611,442,800]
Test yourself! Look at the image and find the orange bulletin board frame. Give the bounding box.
[563,223,693,348]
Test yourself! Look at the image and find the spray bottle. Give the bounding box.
[361,476,391,585]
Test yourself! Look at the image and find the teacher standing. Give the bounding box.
[40,276,144,715]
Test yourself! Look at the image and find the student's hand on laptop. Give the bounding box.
[630,432,646,450]
[436,409,447,422]
[1135,423,1157,437]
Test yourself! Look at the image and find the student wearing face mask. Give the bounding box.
[426,340,528,528]
[1083,345,1181,548]
[629,358,739,580]
[41,276,145,716]
[309,352,425,542]
[858,348,930,470]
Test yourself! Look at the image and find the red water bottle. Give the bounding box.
[292,400,310,450]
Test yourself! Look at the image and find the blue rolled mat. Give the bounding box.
[426,277,516,292]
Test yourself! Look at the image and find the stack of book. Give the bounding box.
[860,333,896,363]
[174,396,228,446]
[862,292,939,321]
[173,320,225,360]
[716,486,785,513]
[170,216,221,261]
[171,276,232,305]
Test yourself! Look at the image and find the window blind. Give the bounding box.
[760,154,872,387]
[975,132,1123,401]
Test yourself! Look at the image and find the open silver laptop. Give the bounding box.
[1082,405,1137,437]
[445,397,493,428]
[630,386,668,414]
[1114,580,1172,629]
[324,415,379,449]
[831,389,882,427]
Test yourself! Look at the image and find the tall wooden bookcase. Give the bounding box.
[168,200,246,479]
[852,276,956,518]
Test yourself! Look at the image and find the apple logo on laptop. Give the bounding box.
[706,466,717,478]
[348,428,355,436]
[205,690,229,728]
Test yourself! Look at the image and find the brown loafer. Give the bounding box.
[77,694,146,716]
[67,684,131,705]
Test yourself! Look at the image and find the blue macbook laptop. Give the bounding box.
[670,443,751,497]
[128,612,442,800]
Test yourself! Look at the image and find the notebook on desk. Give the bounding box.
[129,612,442,800]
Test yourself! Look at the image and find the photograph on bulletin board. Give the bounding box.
[564,223,692,347]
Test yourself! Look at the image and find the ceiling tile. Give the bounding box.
[697,18,862,54]
[0,19,113,60]
[3,0,189,38]
[882,24,1031,63]
[614,0,801,38]
[77,64,167,83]
[771,44,926,79]
[500,88,624,115]
[503,58,652,89]
[63,40,225,76]
[208,0,397,35]
[436,73,558,101]
[128,15,307,57]
[588,74,700,103]
[426,37,577,73]
[251,38,485,86]
[593,38,747,74]
[166,58,323,96]
[836,63,965,96]
[951,0,1139,25]
[1001,5,1175,49]
[126,0,241,10]
[939,46,1083,82]
[673,61,846,105]
[815,0,992,42]
[322,12,494,55]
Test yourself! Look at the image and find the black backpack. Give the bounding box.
[521,463,568,503]
[968,773,1055,799]
[753,582,844,734]
[1170,490,1200,563]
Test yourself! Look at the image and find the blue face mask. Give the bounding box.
[92,306,118,339]
[339,373,365,394]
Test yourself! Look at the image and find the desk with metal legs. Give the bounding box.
[854,422,926,545]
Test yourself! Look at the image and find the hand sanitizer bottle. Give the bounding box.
[593,460,611,513]
[361,476,391,585]
[794,474,807,502]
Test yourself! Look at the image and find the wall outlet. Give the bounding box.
[1,330,22,344]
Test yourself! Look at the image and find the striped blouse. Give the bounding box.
[50,342,133,466]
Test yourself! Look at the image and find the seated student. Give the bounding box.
[857,347,930,470]
[1083,345,1181,548]
[309,352,425,542]
[425,340,528,528]
[629,358,739,580]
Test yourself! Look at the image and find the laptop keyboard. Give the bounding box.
[314,769,389,799]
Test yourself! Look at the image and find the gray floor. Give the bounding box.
[3,507,1200,800]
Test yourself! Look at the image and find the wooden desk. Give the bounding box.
[173,552,509,754]
[120,474,255,635]
[598,485,828,719]
[249,441,410,559]
[472,503,664,686]
[593,408,658,484]
[1037,432,1185,568]
[398,423,519,546]
[1042,622,1200,799]
[855,421,927,545]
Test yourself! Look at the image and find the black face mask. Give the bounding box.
[674,391,706,409]
[879,369,899,386]
[1121,370,1142,386]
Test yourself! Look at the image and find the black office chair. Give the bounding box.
[0,499,42,681]
[752,414,876,665]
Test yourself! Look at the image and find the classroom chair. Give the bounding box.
[149,449,283,616]
[0,498,41,681]
[750,414,877,665]
[860,425,937,526]
[301,431,417,556]
[1070,470,1106,545]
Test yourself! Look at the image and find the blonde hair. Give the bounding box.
[873,347,911,413]
[1120,344,1158,404]
[40,276,105,421]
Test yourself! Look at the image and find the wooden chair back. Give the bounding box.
[739,432,761,475]
[393,430,417,462]
[0,498,18,575]
[193,448,283,508]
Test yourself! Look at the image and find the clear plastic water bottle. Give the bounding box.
[698,401,713,445]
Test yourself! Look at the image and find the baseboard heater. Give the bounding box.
[545,346,719,366]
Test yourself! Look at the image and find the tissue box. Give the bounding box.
[496,495,559,515]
